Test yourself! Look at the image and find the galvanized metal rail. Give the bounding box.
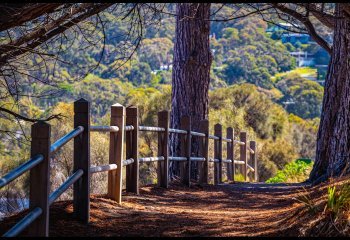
[90,125,119,132]
[0,155,43,188]
[50,126,84,153]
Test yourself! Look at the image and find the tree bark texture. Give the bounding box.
[310,3,350,182]
[170,3,212,179]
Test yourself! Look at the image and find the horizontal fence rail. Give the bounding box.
[139,156,164,162]
[50,126,84,153]
[90,125,119,132]
[208,135,219,140]
[1,99,258,237]
[139,126,165,132]
[124,125,134,131]
[169,156,187,161]
[90,164,117,174]
[210,158,220,163]
[234,160,245,165]
[0,155,43,188]
[122,158,134,166]
[49,169,84,206]
[169,128,187,134]
[3,207,43,237]
[190,131,206,137]
[234,140,245,145]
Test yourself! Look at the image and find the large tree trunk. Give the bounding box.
[310,3,350,183]
[170,3,212,179]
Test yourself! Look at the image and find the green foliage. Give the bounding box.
[276,73,323,119]
[327,183,350,218]
[266,159,313,183]
[234,173,245,182]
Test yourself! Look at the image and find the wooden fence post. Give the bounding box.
[126,106,139,194]
[227,127,233,182]
[73,98,90,223]
[240,131,247,182]
[158,110,169,188]
[214,124,222,184]
[29,121,50,236]
[250,141,258,182]
[107,103,125,204]
[199,120,209,185]
[180,116,191,187]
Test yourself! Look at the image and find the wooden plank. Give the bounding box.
[226,127,233,181]
[28,121,50,237]
[126,106,139,194]
[250,141,258,182]
[107,103,125,204]
[158,110,169,188]
[199,120,209,185]
[73,98,90,223]
[214,124,222,184]
[240,131,247,182]
[180,116,191,187]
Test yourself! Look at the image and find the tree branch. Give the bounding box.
[273,3,332,54]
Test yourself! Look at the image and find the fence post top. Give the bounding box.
[75,98,89,103]
[74,98,90,113]
[126,106,138,116]
[31,121,51,139]
[111,103,125,116]
[158,110,170,120]
[214,123,222,130]
[158,110,169,114]
[227,127,233,132]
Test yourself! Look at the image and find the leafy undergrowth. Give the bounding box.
[266,159,313,183]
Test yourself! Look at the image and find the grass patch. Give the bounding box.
[271,67,317,83]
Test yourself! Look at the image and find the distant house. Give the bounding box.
[289,51,315,67]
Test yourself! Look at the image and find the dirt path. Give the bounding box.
[1,182,310,237]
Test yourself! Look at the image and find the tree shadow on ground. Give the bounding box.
[0,181,309,237]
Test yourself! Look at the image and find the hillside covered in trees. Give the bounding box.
[0,6,326,210]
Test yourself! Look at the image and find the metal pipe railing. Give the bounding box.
[234,140,245,145]
[209,158,220,163]
[208,135,219,140]
[50,126,84,154]
[122,158,134,166]
[90,125,119,132]
[124,125,134,131]
[247,146,255,154]
[49,169,84,206]
[90,164,117,174]
[247,164,255,172]
[139,126,165,132]
[169,156,187,161]
[169,128,187,134]
[0,155,43,188]
[3,207,42,237]
[222,137,232,143]
[234,160,245,165]
[190,131,206,137]
[190,157,206,162]
[139,156,165,163]
[222,159,232,163]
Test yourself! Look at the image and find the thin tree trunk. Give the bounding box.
[170,3,212,180]
[310,3,350,183]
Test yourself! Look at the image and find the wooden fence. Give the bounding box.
[0,98,258,237]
